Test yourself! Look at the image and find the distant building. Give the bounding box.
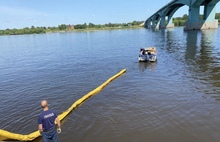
[68,25,74,30]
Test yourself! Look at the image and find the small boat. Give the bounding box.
[138,47,157,62]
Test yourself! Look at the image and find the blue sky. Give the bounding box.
[0,0,220,29]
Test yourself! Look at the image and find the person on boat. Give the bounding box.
[151,48,156,54]
[140,48,145,55]
[38,100,61,142]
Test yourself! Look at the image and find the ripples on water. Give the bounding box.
[0,27,220,142]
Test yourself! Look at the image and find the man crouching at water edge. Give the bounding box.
[38,100,61,142]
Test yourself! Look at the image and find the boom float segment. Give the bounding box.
[0,69,126,141]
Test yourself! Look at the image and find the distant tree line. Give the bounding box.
[0,26,46,35]
[173,14,188,26]
[216,13,220,21]
[0,21,144,36]
[173,13,220,26]
[1,13,220,35]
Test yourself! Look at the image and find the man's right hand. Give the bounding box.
[57,128,61,133]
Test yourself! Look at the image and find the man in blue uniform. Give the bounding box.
[38,100,61,142]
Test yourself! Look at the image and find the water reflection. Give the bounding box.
[138,61,157,72]
[151,27,220,101]
[185,29,218,60]
[184,29,220,100]
[201,29,218,47]
[163,28,183,54]
[185,30,199,59]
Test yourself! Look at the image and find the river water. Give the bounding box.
[0,27,220,142]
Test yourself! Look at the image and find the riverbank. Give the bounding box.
[47,25,143,33]
[0,25,144,36]
[0,21,144,36]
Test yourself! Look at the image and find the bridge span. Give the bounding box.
[145,0,220,30]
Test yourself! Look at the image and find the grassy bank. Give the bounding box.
[0,21,144,36]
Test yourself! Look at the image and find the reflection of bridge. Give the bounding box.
[145,0,220,30]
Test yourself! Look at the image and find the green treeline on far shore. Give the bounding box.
[1,13,220,36]
[0,21,144,36]
[173,13,220,26]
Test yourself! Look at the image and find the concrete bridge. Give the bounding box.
[145,0,220,30]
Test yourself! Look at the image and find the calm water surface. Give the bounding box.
[0,27,220,142]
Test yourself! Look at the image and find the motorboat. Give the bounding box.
[138,47,157,62]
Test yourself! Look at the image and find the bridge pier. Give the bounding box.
[144,20,151,28]
[152,20,156,28]
[159,15,175,29]
[147,20,151,28]
[166,15,174,28]
[159,16,166,29]
[184,2,218,30]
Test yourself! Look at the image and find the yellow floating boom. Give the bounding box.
[0,69,126,141]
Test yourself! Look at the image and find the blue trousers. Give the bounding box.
[42,128,58,142]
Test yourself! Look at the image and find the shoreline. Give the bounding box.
[0,26,144,36]
[46,26,144,33]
